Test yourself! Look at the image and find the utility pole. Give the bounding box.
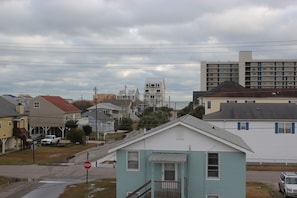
[93,86,99,140]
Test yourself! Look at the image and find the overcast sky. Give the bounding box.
[1,0,297,102]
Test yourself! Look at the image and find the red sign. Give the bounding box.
[84,161,91,169]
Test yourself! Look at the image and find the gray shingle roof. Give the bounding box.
[204,103,297,120]
[0,96,20,117]
[109,114,252,153]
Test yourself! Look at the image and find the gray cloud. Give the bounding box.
[0,0,297,101]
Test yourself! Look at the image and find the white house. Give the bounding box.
[203,103,297,164]
[144,78,166,108]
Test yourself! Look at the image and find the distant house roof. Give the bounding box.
[41,96,81,113]
[0,96,20,117]
[203,103,297,120]
[88,103,122,111]
[103,99,132,107]
[109,114,253,153]
[82,110,114,121]
[196,81,297,98]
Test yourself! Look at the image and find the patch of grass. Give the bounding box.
[59,179,116,198]
[0,143,97,165]
[246,182,272,198]
[246,182,282,198]
[0,176,10,185]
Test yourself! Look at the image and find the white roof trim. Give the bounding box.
[108,115,253,154]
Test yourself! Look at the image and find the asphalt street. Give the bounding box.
[0,140,283,197]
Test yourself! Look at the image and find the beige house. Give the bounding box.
[0,96,29,154]
[195,81,297,115]
[29,96,81,138]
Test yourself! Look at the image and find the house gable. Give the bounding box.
[126,125,241,152]
[110,114,252,154]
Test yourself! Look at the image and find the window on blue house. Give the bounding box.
[127,151,139,171]
[275,122,295,134]
[207,153,219,179]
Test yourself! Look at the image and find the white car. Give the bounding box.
[40,135,61,145]
[279,172,297,198]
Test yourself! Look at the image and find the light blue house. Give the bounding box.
[109,114,252,198]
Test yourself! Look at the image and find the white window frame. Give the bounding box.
[207,152,220,180]
[8,121,12,126]
[162,163,177,181]
[278,122,292,134]
[0,122,2,128]
[240,122,246,130]
[127,150,140,171]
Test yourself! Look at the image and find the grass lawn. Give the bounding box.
[246,182,282,198]
[0,143,97,165]
[59,179,116,198]
[59,180,280,198]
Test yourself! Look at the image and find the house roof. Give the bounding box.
[41,96,81,113]
[109,114,253,153]
[0,96,20,117]
[88,103,122,111]
[203,103,297,120]
[82,110,114,121]
[200,81,297,98]
[103,99,132,107]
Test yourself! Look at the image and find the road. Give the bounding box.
[0,164,116,198]
[0,165,282,198]
[0,139,283,197]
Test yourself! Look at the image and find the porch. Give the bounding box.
[127,152,187,198]
[127,180,183,198]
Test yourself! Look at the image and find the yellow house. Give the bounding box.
[0,96,29,154]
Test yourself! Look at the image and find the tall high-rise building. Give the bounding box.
[201,51,297,91]
[143,78,165,108]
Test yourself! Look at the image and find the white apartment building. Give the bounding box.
[201,51,297,91]
[143,78,165,108]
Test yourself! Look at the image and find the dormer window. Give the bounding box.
[34,102,40,108]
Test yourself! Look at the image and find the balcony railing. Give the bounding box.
[13,128,29,138]
[154,180,181,198]
[126,180,184,198]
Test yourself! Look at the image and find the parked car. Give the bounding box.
[26,134,43,144]
[279,172,297,198]
[40,135,61,145]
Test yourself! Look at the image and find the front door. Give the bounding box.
[162,163,177,189]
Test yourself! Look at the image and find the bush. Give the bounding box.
[118,117,133,131]
[66,128,84,144]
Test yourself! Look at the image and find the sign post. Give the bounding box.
[85,152,91,184]
[84,160,91,184]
